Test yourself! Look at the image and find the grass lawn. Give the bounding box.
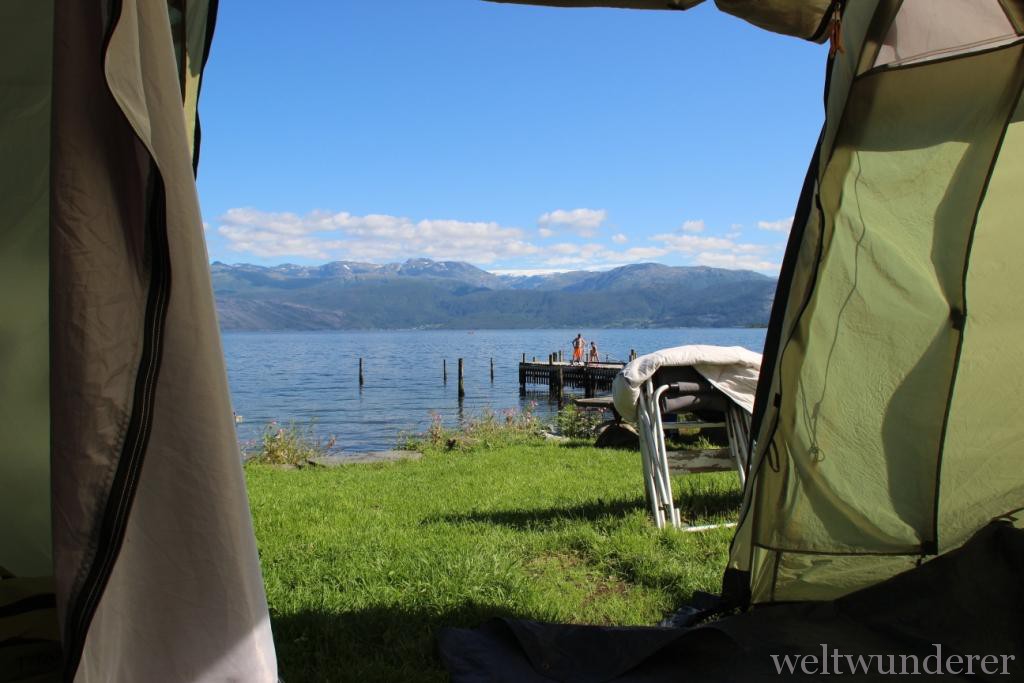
[246,436,742,682]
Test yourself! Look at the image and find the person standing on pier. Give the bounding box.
[588,341,599,365]
[571,334,586,366]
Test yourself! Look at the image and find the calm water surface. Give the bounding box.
[223,328,766,453]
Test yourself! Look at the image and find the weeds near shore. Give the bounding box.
[247,421,337,466]
[555,403,604,440]
[400,404,542,452]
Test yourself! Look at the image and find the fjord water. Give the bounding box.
[223,328,766,453]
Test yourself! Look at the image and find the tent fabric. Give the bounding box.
[440,520,1024,682]
[485,0,836,40]
[487,0,705,11]
[0,0,276,680]
[730,1,1024,605]
[66,1,277,680]
[0,0,53,583]
[0,576,60,680]
[50,1,277,680]
[873,0,1020,67]
[49,3,159,661]
[611,345,762,421]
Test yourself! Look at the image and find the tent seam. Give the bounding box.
[860,35,1024,78]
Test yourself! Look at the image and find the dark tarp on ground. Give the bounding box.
[438,520,1024,682]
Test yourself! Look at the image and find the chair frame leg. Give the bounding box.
[635,379,753,532]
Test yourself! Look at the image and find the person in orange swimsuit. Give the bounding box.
[571,334,585,365]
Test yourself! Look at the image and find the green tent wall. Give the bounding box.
[730,0,1024,605]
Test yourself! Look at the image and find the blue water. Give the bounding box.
[222,328,766,453]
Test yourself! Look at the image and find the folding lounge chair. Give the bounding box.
[612,345,760,531]
[634,366,752,529]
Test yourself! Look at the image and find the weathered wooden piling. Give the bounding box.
[359,358,364,387]
[490,358,494,382]
[458,358,465,398]
[557,365,564,405]
[443,358,447,383]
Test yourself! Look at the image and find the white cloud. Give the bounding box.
[216,208,540,264]
[695,252,780,272]
[531,243,667,269]
[537,208,607,237]
[620,246,668,260]
[650,233,736,253]
[213,206,783,275]
[681,219,705,233]
[549,242,580,255]
[757,216,794,233]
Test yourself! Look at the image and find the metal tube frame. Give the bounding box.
[635,377,751,531]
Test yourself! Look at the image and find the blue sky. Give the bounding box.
[197,0,827,275]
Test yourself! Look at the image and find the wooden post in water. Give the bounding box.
[443,358,447,383]
[519,362,526,396]
[458,358,465,398]
[490,358,494,382]
[557,365,564,406]
[559,350,563,363]
[522,352,526,363]
[359,358,365,387]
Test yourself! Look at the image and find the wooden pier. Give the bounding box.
[519,360,624,400]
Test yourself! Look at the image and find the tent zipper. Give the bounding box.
[61,179,171,681]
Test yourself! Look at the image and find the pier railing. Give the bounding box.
[518,359,624,401]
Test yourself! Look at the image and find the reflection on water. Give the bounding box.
[222,328,766,453]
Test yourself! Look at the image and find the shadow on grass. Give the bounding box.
[553,440,635,450]
[271,601,525,683]
[422,485,740,530]
[423,498,649,530]
[674,486,743,522]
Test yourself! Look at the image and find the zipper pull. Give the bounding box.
[828,4,844,57]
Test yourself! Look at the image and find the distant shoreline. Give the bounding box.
[219,324,770,334]
[213,259,776,331]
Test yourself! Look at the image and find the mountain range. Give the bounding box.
[211,258,776,330]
